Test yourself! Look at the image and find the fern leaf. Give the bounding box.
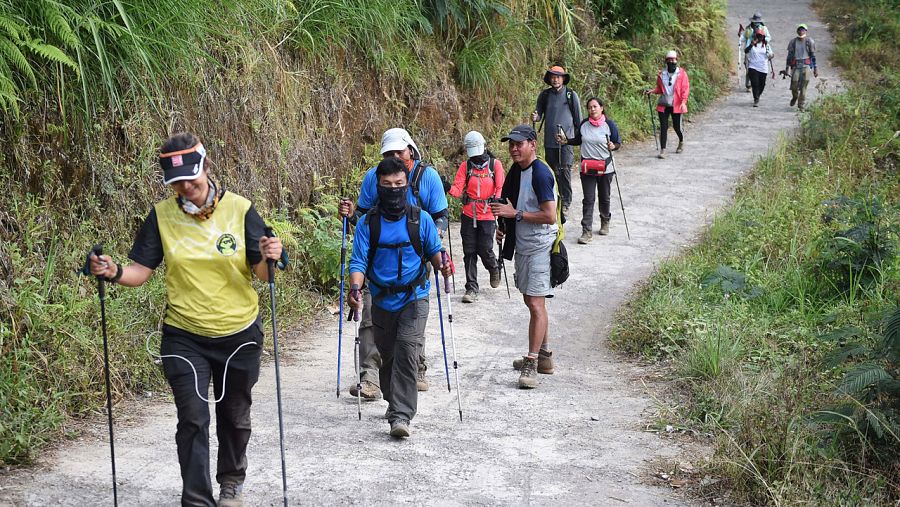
[23,40,78,72]
[883,307,900,354]
[0,72,21,117]
[41,0,81,50]
[865,409,884,439]
[837,365,892,396]
[825,342,870,367]
[0,16,25,40]
[0,38,37,87]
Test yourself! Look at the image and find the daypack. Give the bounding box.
[547,168,568,288]
[409,160,429,205]
[536,88,579,133]
[462,156,497,207]
[364,205,428,301]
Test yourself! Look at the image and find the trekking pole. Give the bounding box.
[606,136,631,240]
[440,250,463,421]
[79,245,118,506]
[446,231,456,294]
[646,94,659,151]
[737,24,744,88]
[263,227,289,507]
[496,221,510,299]
[348,286,361,421]
[433,264,452,393]
[336,213,348,398]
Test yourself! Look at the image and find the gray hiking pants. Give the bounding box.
[372,299,429,423]
[790,67,812,108]
[359,284,427,385]
[545,145,574,209]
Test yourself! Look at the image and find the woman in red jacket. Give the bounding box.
[646,50,690,159]
[449,131,505,303]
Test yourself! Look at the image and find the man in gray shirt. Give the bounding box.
[785,23,818,111]
[532,65,581,214]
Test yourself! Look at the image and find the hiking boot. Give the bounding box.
[461,290,478,303]
[518,357,539,389]
[790,97,797,107]
[675,142,684,154]
[218,483,243,507]
[416,369,429,391]
[490,269,501,288]
[578,230,592,244]
[512,349,554,374]
[657,149,666,159]
[599,218,610,236]
[752,99,759,107]
[349,380,382,400]
[389,419,410,438]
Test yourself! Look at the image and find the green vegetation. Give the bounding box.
[0,0,729,465]
[611,0,900,503]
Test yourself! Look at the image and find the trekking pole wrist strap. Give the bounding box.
[104,263,123,284]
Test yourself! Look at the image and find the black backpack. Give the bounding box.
[364,205,428,301]
[536,88,580,133]
[409,160,429,205]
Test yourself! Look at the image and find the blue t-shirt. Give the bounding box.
[350,210,442,311]
[357,160,449,217]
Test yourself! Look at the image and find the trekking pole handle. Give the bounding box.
[348,284,360,322]
[264,226,289,270]
[440,249,451,294]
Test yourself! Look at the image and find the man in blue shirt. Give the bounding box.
[339,128,449,399]
[348,157,452,438]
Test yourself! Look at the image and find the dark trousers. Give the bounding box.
[460,214,498,292]
[580,172,613,231]
[359,284,427,385]
[545,145,574,208]
[161,322,263,507]
[372,299,429,423]
[748,68,768,101]
[657,107,683,149]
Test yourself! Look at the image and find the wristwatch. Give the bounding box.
[515,209,524,222]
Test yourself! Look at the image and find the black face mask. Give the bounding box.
[666,62,677,73]
[377,184,408,220]
[470,153,489,165]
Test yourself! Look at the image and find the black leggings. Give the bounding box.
[657,107,683,149]
[748,68,768,101]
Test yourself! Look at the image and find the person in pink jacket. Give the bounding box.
[646,50,690,159]
[448,131,506,303]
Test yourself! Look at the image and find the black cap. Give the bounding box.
[501,124,537,142]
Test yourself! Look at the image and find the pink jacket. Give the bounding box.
[651,68,690,114]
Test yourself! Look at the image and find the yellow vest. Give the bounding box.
[155,192,258,337]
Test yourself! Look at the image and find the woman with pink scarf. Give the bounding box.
[557,97,621,243]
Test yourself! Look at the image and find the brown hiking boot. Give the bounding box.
[599,218,610,236]
[675,141,684,154]
[490,269,501,288]
[518,357,539,388]
[578,230,592,244]
[218,483,243,507]
[389,419,410,438]
[416,369,429,391]
[349,379,382,400]
[461,290,478,303]
[512,349,554,374]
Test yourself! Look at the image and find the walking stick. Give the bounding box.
[606,136,630,240]
[80,245,118,506]
[646,94,659,151]
[348,287,361,421]
[446,230,456,294]
[496,221,510,299]
[737,24,744,88]
[440,250,463,421]
[433,265,452,393]
[263,227,289,507]
[336,214,348,398]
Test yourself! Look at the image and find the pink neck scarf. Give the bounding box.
[589,114,606,127]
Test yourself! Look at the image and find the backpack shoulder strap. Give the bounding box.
[406,205,424,262]
[365,208,381,275]
[488,156,496,183]
[566,89,578,122]
[410,161,427,202]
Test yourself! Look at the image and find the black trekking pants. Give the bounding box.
[161,321,262,507]
[545,145,574,209]
[657,107,683,150]
[373,299,429,424]
[460,213,498,293]
[748,68,768,102]
[580,172,613,231]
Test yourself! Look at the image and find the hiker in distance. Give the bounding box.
[786,23,818,111]
[489,124,558,389]
[448,131,505,303]
[645,50,690,159]
[740,12,771,91]
[746,28,774,107]
[557,97,621,243]
[347,157,453,438]
[339,128,449,400]
[531,65,581,215]
[88,132,283,507]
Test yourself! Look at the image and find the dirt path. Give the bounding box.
[0,1,840,505]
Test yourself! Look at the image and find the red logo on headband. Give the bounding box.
[171,155,183,167]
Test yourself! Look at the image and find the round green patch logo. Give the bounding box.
[216,234,237,256]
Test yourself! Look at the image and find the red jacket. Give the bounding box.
[651,68,690,114]
[449,158,505,220]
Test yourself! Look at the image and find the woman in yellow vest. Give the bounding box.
[89,132,282,507]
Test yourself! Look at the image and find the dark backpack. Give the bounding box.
[536,88,579,133]
[409,160,429,205]
[364,205,428,301]
[462,156,497,205]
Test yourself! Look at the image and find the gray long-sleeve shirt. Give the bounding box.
[536,87,581,149]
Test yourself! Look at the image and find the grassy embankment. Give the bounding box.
[0,0,729,465]
[611,0,899,503]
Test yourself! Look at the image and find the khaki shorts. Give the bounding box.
[513,249,553,297]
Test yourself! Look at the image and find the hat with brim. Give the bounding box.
[501,124,537,143]
[380,127,422,159]
[464,131,485,157]
[159,143,206,184]
[543,65,570,86]
[750,12,764,23]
